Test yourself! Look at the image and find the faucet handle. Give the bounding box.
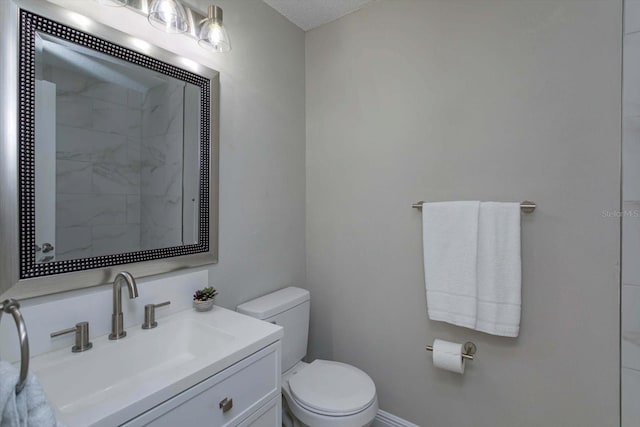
[51,322,93,353]
[142,301,171,329]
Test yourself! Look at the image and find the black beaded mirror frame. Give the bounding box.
[18,9,212,279]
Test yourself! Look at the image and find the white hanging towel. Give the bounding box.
[476,202,522,337]
[422,201,480,330]
[0,361,64,427]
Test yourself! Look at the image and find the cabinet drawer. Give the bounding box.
[236,395,280,427]
[124,343,280,427]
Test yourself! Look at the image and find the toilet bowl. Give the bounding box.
[237,287,379,427]
[281,361,378,427]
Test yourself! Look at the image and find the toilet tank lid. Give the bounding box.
[237,287,310,320]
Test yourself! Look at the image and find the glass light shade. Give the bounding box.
[148,0,188,34]
[95,0,128,6]
[198,21,231,52]
[198,6,231,52]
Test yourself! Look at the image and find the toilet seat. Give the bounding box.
[288,360,377,416]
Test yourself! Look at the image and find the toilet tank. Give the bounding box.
[237,287,310,373]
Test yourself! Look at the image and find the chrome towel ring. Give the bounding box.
[0,299,29,394]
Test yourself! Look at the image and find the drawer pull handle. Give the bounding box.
[219,397,233,413]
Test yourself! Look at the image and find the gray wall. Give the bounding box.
[37,0,306,309]
[305,1,621,426]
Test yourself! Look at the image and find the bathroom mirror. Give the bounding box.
[0,0,219,299]
[35,33,203,263]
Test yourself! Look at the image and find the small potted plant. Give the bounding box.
[193,286,218,312]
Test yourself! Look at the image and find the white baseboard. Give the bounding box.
[372,409,420,427]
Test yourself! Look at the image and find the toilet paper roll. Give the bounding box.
[432,339,465,374]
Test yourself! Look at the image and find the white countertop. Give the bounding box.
[28,306,283,427]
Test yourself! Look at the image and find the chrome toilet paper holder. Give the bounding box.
[426,341,477,361]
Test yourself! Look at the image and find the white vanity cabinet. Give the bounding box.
[122,342,281,427]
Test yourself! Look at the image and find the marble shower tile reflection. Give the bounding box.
[92,99,131,135]
[127,90,144,109]
[142,130,184,164]
[92,163,141,195]
[56,160,92,194]
[92,224,141,257]
[127,108,143,139]
[139,81,186,252]
[82,81,128,106]
[143,82,182,111]
[141,195,182,226]
[142,82,185,138]
[56,194,93,228]
[92,134,131,165]
[56,194,126,227]
[44,63,194,259]
[142,163,183,197]
[49,66,128,106]
[89,133,141,196]
[141,156,183,198]
[55,226,92,261]
[127,195,141,224]
[57,126,103,162]
[127,138,142,166]
[140,195,183,249]
[56,95,93,129]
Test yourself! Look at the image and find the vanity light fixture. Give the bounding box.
[198,5,231,53]
[148,0,189,33]
[97,0,231,53]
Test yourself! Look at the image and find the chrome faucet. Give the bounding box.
[109,271,139,340]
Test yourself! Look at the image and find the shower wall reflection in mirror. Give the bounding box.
[34,33,201,264]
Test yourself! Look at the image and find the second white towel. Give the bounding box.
[476,202,521,337]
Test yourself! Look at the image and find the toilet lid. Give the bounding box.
[288,360,376,416]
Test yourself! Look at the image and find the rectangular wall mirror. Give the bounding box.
[35,33,202,263]
[0,0,219,299]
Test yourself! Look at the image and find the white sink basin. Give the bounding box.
[29,306,282,427]
[37,317,233,413]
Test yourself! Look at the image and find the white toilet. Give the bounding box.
[237,287,378,427]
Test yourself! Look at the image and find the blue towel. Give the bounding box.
[0,361,64,427]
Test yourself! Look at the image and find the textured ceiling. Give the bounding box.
[263,0,374,31]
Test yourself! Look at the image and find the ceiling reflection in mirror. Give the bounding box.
[19,9,213,279]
